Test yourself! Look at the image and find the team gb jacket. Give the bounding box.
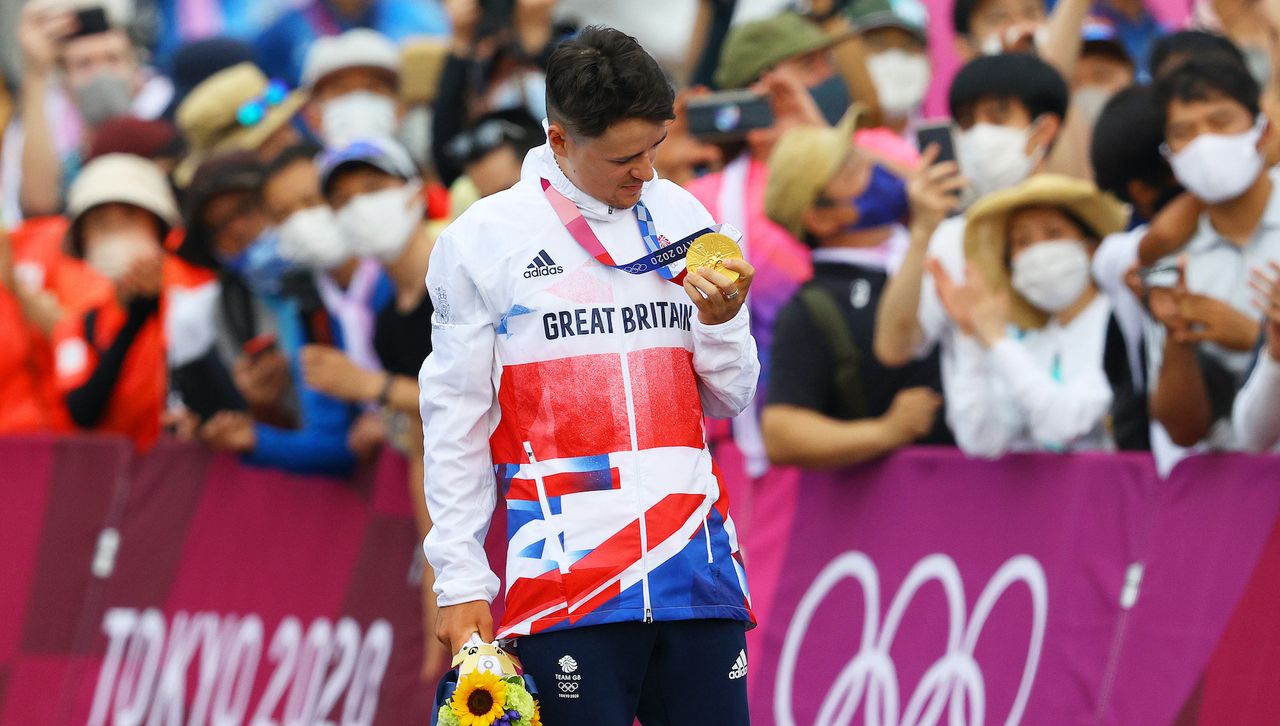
[420,143,759,638]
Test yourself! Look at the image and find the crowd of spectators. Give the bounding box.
[6,0,1280,673]
[5,1,1280,463]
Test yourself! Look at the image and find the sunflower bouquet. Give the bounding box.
[434,637,541,726]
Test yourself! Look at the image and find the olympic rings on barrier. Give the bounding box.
[773,552,1048,726]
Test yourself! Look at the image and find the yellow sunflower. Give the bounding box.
[530,702,542,726]
[450,671,508,726]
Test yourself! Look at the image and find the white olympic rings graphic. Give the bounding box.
[774,552,1048,726]
[557,682,579,693]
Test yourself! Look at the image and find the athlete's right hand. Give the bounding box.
[436,600,494,656]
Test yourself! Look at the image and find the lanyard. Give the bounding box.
[540,178,712,286]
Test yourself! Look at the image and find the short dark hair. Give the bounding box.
[1081,39,1134,70]
[952,0,982,36]
[264,141,322,184]
[948,54,1069,126]
[1090,85,1175,205]
[1148,31,1245,79]
[545,26,675,138]
[1154,55,1260,122]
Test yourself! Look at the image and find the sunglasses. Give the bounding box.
[446,120,529,166]
[235,80,289,127]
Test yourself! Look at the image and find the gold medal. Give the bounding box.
[686,232,744,283]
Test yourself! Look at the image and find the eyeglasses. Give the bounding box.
[235,80,289,127]
[446,120,530,166]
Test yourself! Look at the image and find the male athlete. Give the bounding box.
[420,25,758,724]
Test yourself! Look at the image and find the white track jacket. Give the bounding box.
[420,144,759,638]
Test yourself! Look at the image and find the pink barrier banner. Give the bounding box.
[0,436,450,726]
[7,437,1280,725]
[742,449,1280,725]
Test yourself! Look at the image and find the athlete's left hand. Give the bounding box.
[684,258,754,326]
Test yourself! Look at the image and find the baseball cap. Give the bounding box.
[174,62,307,187]
[1081,19,1134,67]
[66,153,181,256]
[847,0,929,45]
[764,106,862,239]
[318,137,418,195]
[302,29,400,91]
[715,12,853,90]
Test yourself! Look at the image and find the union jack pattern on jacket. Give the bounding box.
[420,144,758,638]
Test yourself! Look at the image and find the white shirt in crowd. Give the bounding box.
[1092,225,1191,475]
[947,295,1116,458]
[915,215,968,398]
[1234,351,1280,452]
[1145,168,1280,453]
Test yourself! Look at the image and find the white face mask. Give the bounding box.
[956,121,1043,200]
[86,234,155,281]
[337,184,424,264]
[1165,117,1266,204]
[1011,239,1091,314]
[321,91,399,146]
[278,205,352,270]
[866,49,931,120]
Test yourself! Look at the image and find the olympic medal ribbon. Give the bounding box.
[540,177,720,285]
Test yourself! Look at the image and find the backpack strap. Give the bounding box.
[796,284,869,420]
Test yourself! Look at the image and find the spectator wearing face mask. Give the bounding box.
[946,174,1132,457]
[0,209,114,434]
[300,29,404,147]
[847,0,932,139]
[173,62,306,187]
[299,137,433,411]
[267,143,394,387]
[760,110,947,469]
[252,0,447,88]
[443,109,544,216]
[1144,57,1279,450]
[172,152,361,476]
[7,0,174,221]
[684,14,910,479]
[875,54,1069,412]
[50,154,186,449]
[944,0,1102,183]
